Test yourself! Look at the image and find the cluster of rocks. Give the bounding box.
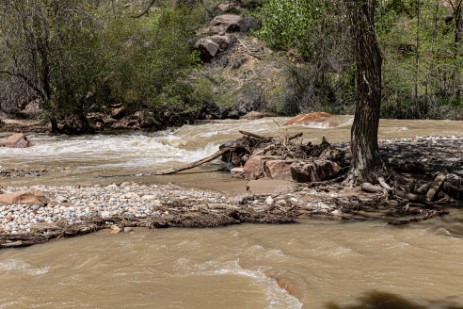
[195,0,264,63]
[0,183,240,236]
[1,181,333,248]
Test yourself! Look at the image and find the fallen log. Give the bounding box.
[154,147,233,175]
[361,183,382,193]
[395,190,427,204]
[443,182,463,202]
[239,130,267,140]
[426,172,447,203]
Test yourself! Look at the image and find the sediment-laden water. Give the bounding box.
[1,117,463,308]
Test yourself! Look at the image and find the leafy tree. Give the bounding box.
[256,0,354,113]
[0,0,203,132]
[0,0,105,132]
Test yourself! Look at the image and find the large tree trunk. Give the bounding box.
[345,0,384,185]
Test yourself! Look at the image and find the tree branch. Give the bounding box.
[0,70,47,100]
[132,0,157,18]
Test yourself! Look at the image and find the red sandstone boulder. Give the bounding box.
[284,112,339,127]
[0,191,47,206]
[243,155,341,183]
[243,155,265,179]
[264,160,293,181]
[0,133,32,148]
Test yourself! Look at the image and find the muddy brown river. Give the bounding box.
[1,117,463,308]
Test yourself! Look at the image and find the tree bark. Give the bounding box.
[344,0,384,185]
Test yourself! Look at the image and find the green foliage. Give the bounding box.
[0,0,206,121]
[100,7,202,109]
[256,0,354,114]
[256,0,335,59]
[255,0,462,118]
[377,0,463,118]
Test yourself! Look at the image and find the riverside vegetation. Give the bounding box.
[0,0,462,131]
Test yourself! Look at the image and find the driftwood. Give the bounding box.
[361,183,383,193]
[154,147,233,175]
[239,130,267,140]
[288,132,303,141]
[426,172,447,203]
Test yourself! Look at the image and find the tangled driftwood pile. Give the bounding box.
[155,131,462,224]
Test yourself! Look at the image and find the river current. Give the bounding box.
[1,117,463,308]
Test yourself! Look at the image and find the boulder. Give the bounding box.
[53,114,95,135]
[0,133,32,148]
[243,155,265,179]
[111,104,128,119]
[198,100,221,119]
[264,160,293,181]
[284,112,339,127]
[209,14,242,33]
[240,111,265,120]
[217,2,241,13]
[221,95,265,119]
[111,111,161,131]
[112,115,141,130]
[290,160,341,182]
[19,99,42,117]
[195,35,231,62]
[0,191,47,206]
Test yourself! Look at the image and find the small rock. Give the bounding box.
[110,225,122,234]
[100,211,111,220]
[265,196,274,206]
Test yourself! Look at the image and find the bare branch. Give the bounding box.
[0,70,47,100]
[132,0,157,18]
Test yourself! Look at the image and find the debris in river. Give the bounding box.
[153,131,462,225]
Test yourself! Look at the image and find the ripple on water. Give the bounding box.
[183,259,303,309]
[0,259,49,276]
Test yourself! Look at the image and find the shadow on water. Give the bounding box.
[325,291,463,309]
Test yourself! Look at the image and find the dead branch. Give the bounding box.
[131,0,157,18]
[377,177,393,193]
[239,130,267,140]
[395,190,427,204]
[288,132,303,141]
[361,183,382,193]
[426,172,447,202]
[154,147,233,175]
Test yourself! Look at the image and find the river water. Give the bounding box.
[1,117,463,308]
